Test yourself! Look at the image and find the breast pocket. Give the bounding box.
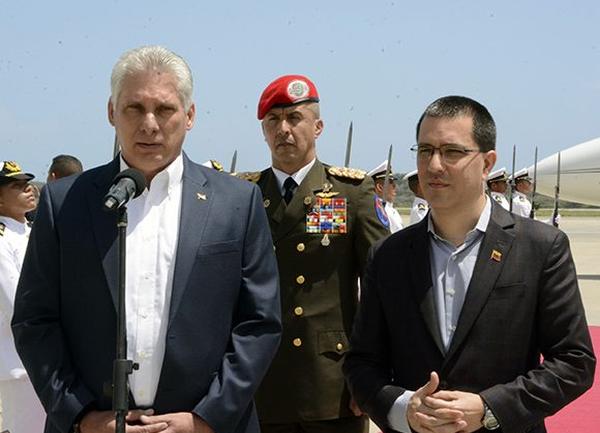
[196,240,240,256]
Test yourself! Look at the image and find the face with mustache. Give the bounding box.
[417,115,496,215]
[261,103,323,174]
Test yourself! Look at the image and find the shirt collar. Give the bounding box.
[428,195,491,242]
[271,158,316,192]
[0,215,29,234]
[119,153,184,193]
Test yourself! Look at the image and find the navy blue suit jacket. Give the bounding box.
[12,154,282,433]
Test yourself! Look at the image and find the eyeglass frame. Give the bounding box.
[409,143,481,164]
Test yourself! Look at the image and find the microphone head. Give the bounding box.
[113,168,146,198]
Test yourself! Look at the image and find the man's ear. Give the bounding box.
[314,119,324,139]
[108,98,115,126]
[482,150,497,178]
[186,103,196,130]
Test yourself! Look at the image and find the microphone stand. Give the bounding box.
[113,206,138,432]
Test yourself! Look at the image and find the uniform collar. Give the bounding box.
[0,215,29,234]
[272,158,316,193]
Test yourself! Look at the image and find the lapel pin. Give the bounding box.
[490,249,502,262]
[197,192,207,201]
[264,198,271,208]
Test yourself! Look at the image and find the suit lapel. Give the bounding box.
[273,160,327,242]
[168,155,211,325]
[88,159,121,310]
[443,205,515,364]
[409,219,445,355]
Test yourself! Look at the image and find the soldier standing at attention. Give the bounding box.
[404,170,429,225]
[241,74,390,433]
[0,161,45,433]
[511,168,533,217]
[367,160,403,233]
[486,167,510,210]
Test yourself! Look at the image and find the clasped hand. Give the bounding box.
[80,409,215,433]
[407,372,485,433]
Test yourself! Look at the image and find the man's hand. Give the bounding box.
[407,372,466,433]
[140,412,215,433]
[424,390,485,433]
[80,410,167,433]
[349,397,364,416]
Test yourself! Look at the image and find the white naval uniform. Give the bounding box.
[409,197,429,225]
[511,191,532,218]
[490,191,509,210]
[385,202,403,233]
[0,216,45,433]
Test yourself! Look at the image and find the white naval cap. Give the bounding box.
[487,167,508,182]
[367,160,396,180]
[509,167,532,181]
[402,169,418,181]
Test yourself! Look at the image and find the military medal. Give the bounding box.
[321,233,330,246]
[306,197,347,234]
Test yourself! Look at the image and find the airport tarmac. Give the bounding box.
[1,216,599,429]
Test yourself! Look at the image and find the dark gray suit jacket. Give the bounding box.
[12,154,282,433]
[343,203,595,433]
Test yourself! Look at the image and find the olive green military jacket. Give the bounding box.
[245,159,390,423]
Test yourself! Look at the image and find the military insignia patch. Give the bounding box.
[287,80,310,99]
[417,203,427,211]
[306,197,347,234]
[327,166,366,180]
[374,196,390,228]
[236,171,262,183]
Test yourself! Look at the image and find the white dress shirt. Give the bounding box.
[271,158,316,195]
[511,191,532,218]
[385,202,403,233]
[490,191,509,210]
[0,216,30,380]
[121,154,183,406]
[409,197,429,225]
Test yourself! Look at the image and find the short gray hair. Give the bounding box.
[110,45,194,110]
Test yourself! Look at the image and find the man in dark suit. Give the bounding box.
[343,96,595,433]
[12,45,281,433]
[240,75,390,433]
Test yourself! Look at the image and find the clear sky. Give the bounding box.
[2,1,599,179]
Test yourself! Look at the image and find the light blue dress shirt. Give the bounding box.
[387,197,491,433]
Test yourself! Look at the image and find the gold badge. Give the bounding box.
[264,198,271,208]
[197,192,207,201]
[321,233,330,247]
[490,250,502,262]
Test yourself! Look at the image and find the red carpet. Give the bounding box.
[546,325,599,433]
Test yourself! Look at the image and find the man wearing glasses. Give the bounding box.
[344,96,595,433]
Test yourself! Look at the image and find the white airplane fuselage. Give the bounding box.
[528,137,600,206]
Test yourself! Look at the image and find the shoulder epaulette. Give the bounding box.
[236,171,262,183]
[210,160,224,172]
[327,166,366,180]
[0,222,5,236]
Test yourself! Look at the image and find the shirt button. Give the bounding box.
[296,275,305,285]
[293,338,302,347]
[296,243,305,252]
[294,306,304,316]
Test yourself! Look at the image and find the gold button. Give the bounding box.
[336,343,344,352]
[304,196,312,205]
[273,244,276,251]
[296,243,305,252]
[294,306,304,316]
[296,275,305,285]
[263,199,270,208]
[293,338,302,347]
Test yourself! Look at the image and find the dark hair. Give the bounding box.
[408,176,419,194]
[415,96,496,151]
[49,154,83,178]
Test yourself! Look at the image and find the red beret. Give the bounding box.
[257,74,319,120]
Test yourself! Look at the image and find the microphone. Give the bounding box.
[103,168,146,211]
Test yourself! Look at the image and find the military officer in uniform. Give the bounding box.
[367,160,403,233]
[240,74,390,433]
[403,170,429,225]
[0,161,45,433]
[510,168,533,217]
[486,167,509,210]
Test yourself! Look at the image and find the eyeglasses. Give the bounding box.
[410,144,480,164]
